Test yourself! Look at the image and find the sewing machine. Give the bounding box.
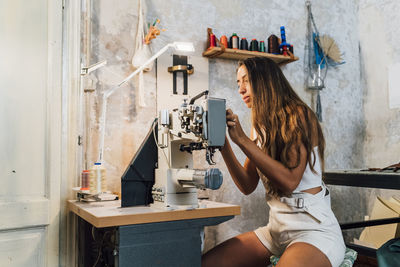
[121,91,225,209]
[121,54,226,209]
[152,90,226,209]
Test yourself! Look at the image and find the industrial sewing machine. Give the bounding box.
[121,90,225,209]
[152,90,225,209]
[121,54,226,209]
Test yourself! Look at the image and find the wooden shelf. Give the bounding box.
[202,47,299,65]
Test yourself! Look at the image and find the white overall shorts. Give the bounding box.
[254,184,346,267]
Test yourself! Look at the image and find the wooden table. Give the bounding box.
[68,200,240,267]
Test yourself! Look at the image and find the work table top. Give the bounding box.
[324,169,400,190]
[68,199,241,228]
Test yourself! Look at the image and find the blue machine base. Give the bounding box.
[77,213,233,266]
[116,216,233,267]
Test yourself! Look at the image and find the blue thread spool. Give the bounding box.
[279,26,291,55]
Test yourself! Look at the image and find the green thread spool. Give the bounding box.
[259,41,265,52]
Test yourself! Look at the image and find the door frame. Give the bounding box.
[47,1,63,266]
[61,0,82,266]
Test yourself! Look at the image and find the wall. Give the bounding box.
[358,0,400,220]
[85,0,365,249]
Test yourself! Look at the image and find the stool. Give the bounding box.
[270,247,357,267]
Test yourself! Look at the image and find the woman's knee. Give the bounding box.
[202,232,272,267]
[276,242,331,267]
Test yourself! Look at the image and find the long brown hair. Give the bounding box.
[239,57,325,191]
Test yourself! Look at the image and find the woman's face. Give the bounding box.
[237,65,253,108]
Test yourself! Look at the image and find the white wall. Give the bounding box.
[359,0,400,212]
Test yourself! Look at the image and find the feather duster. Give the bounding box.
[319,35,343,63]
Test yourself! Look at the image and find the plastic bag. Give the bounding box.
[131,0,152,106]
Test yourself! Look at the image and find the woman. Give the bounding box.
[202,57,345,267]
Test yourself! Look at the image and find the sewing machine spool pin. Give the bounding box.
[168,55,194,95]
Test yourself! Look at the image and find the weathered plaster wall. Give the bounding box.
[358,0,400,220]
[83,0,158,195]
[85,0,366,249]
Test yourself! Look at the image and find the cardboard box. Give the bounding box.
[359,197,400,249]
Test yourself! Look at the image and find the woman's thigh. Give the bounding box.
[276,242,331,267]
[202,231,272,267]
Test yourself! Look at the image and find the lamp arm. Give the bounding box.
[98,94,108,162]
[103,43,174,99]
[97,43,174,162]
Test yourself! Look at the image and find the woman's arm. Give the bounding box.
[226,109,307,195]
[237,137,307,194]
[220,136,260,195]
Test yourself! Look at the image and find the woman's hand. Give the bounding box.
[226,109,248,145]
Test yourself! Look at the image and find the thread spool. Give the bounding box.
[209,34,216,48]
[89,162,107,194]
[249,39,258,51]
[230,33,239,49]
[279,26,291,56]
[259,41,265,52]
[81,170,90,190]
[281,45,288,56]
[220,35,228,48]
[268,35,279,54]
[240,38,248,50]
[280,26,287,44]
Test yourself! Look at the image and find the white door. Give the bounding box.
[0,0,63,266]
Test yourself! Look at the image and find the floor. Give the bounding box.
[353,255,378,267]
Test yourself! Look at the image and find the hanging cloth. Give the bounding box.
[132,0,153,107]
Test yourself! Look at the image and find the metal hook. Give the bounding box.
[206,148,216,165]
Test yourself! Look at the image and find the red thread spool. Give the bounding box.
[282,45,288,56]
[209,34,216,48]
[81,170,90,190]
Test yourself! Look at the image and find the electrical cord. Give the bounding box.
[151,118,170,168]
[91,226,112,267]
